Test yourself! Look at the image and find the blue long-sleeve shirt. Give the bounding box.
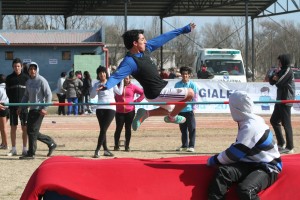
[104,24,192,90]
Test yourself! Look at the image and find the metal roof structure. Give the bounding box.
[2,0,299,19]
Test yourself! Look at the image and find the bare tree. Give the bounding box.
[201,19,233,48]
[65,16,104,30]
[158,18,198,70]
[105,16,125,66]
[238,18,300,81]
[251,19,272,80]
[144,16,168,70]
[13,15,31,29]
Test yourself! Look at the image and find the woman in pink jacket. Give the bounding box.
[114,76,145,152]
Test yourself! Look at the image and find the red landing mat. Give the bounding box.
[21,154,300,200]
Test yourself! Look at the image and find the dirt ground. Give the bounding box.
[0,114,299,200]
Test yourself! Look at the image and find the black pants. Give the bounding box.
[56,93,66,115]
[270,104,293,149]
[77,95,84,114]
[114,110,135,148]
[27,110,55,156]
[179,111,196,148]
[95,109,115,151]
[208,163,278,200]
[83,94,92,112]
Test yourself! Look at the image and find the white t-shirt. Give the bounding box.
[90,80,124,110]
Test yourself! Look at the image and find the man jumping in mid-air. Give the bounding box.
[98,23,196,131]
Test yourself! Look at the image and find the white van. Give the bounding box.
[194,48,249,82]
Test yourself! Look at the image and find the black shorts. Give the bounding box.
[9,107,28,126]
[0,108,9,118]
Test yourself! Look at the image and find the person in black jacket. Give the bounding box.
[82,71,92,114]
[5,58,29,156]
[269,54,295,154]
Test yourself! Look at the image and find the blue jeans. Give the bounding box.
[67,97,78,115]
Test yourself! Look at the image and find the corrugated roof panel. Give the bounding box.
[2,0,276,17]
[0,30,102,45]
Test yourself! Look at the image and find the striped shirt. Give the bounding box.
[208,91,282,173]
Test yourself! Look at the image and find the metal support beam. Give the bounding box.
[245,0,249,81]
[251,17,255,82]
[160,17,163,71]
[0,0,2,29]
[124,0,128,31]
[64,16,67,29]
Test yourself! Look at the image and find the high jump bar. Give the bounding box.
[3,100,300,107]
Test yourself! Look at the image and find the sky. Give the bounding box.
[105,0,300,30]
[114,12,300,31]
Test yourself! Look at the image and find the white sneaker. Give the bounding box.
[187,148,195,152]
[176,147,187,152]
[7,150,17,156]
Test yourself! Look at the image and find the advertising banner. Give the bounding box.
[131,79,300,115]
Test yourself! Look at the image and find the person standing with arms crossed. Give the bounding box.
[269,54,295,154]
[98,23,196,131]
[114,76,145,152]
[175,66,198,152]
[18,62,57,160]
[6,58,29,156]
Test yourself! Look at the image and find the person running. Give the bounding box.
[5,58,29,156]
[98,23,196,131]
[18,62,57,160]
